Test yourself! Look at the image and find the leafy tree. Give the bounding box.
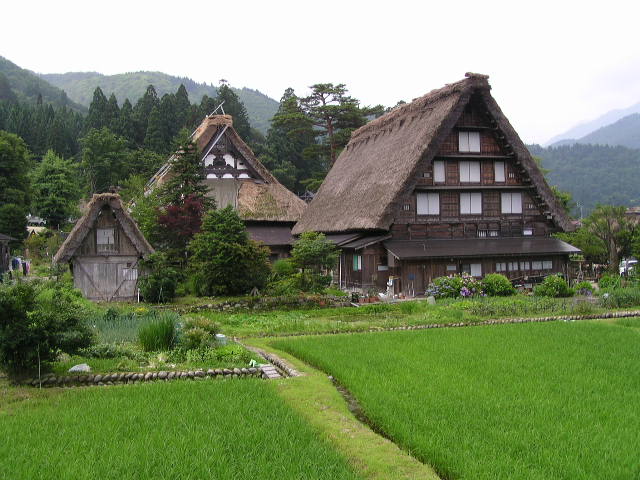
[188,206,270,296]
[0,130,31,242]
[30,150,80,228]
[85,87,109,131]
[555,229,607,264]
[80,127,129,193]
[138,252,180,303]
[581,205,634,272]
[290,232,339,291]
[129,186,162,247]
[157,194,206,254]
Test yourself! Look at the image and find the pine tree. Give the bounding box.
[117,98,136,145]
[174,84,190,129]
[106,93,120,132]
[143,106,167,153]
[85,87,109,131]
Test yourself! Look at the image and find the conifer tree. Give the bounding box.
[174,84,190,128]
[106,93,120,132]
[133,85,160,145]
[215,83,252,140]
[0,73,17,103]
[117,98,136,145]
[144,106,167,153]
[0,131,32,242]
[85,87,109,131]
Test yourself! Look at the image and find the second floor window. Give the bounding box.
[501,192,522,214]
[96,228,116,253]
[459,161,480,182]
[433,160,445,182]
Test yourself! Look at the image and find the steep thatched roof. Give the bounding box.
[148,115,306,223]
[293,73,572,234]
[53,193,154,263]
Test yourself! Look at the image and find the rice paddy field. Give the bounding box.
[273,319,640,479]
[0,379,361,480]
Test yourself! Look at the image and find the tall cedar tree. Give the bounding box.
[30,150,80,228]
[188,206,270,296]
[261,88,316,191]
[85,87,109,132]
[174,84,191,128]
[214,83,252,141]
[0,131,31,243]
[117,98,136,145]
[300,83,383,168]
[133,85,159,145]
[105,93,120,132]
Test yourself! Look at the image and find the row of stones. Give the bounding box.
[250,310,640,338]
[252,349,301,377]
[23,366,271,388]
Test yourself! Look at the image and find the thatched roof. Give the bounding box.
[149,115,306,223]
[293,73,573,234]
[54,193,154,263]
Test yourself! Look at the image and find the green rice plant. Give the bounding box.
[138,313,177,352]
[275,321,640,479]
[0,381,360,480]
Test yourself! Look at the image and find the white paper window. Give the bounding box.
[417,192,440,215]
[433,160,445,183]
[523,228,533,236]
[543,260,553,270]
[509,261,519,271]
[471,263,482,277]
[122,268,138,281]
[494,161,505,182]
[460,192,482,215]
[459,131,481,153]
[459,161,480,182]
[446,265,457,271]
[532,260,543,270]
[520,261,530,271]
[496,262,506,272]
[501,192,522,214]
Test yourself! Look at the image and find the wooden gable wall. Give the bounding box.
[391,94,557,240]
[77,206,138,257]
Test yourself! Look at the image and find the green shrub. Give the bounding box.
[78,343,144,361]
[599,288,640,308]
[426,273,483,298]
[533,275,574,298]
[272,258,296,277]
[138,252,181,303]
[138,314,177,352]
[574,281,595,296]
[481,274,516,296]
[599,274,621,290]
[180,316,219,350]
[0,281,95,375]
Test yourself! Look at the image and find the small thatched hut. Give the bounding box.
[147,114,307,260]
[54,193,154,301]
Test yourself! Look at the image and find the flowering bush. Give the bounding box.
[426,273,483,298]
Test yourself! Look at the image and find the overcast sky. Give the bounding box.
[3,0,640,144]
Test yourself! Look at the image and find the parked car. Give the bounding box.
[619,258,638,276]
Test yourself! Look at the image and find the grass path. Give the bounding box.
[246,338,441,480]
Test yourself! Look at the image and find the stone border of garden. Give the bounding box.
[157,295,351,314]
[242,344,302,378]
[20,365,280,388]
[247,309,640,338]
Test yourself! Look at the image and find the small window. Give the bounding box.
[122,268,138,281]
[459,131,481,153]
[446,265,457,271]
[532,260,543,270]
[523,228,533,236]
[542,260,553,270]
[462,263,482,277]
[433,160,445,182]
[460,192,482,215]
[509,261,519,271]
[402,204,411,211]
[459,161,480,182]
[353,255,362,271]
[494,161,505,182]
[496,262,507,272]
[520,261,530,271]
[422,172,431,178]
[501,192,522,214]
[417,192,440,215]
[96,228,116,253]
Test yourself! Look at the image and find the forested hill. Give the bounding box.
[529,143,640,214]
[569,113,640,149]
[0,56,85,111]
[41,71,278,133]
